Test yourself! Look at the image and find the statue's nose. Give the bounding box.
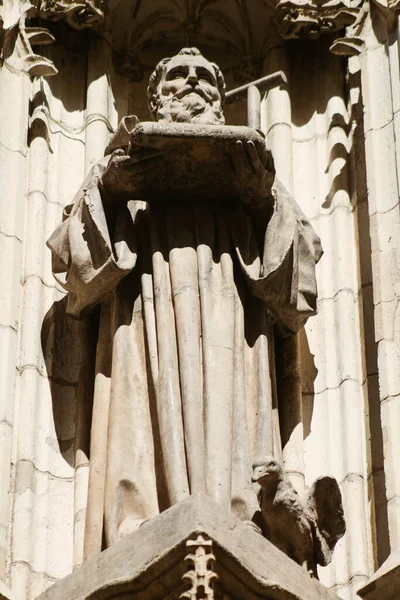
[187,68,198,86]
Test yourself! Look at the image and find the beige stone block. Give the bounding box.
[381,395,400,499]
[19,277,64,376]
[369,210,400,305]
[0,145,27,240]
[0,327,17,424]
[293,137,321,221]
[374,299,397,343]
[388,496,400,552]
[0,421,13,527]
[377,341,400,401]
[16,371,75,478]
[0,68,30,153]
[307,293,364,394]
[45,134,85,209]
[304,380,367,484]
[314,208,359,301]
[364,126,398,216]
[361,45,393,133]
[12,462,74,580]
[0,235,22,330]
[11,562,54,600]
[23,192,65,290]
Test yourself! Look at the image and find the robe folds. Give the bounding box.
[47,128,322,559]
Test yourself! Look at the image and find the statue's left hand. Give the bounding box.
[230,140,275,208]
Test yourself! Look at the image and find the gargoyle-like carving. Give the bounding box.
[274,0,359,40]
[181,534,218,600]
[252,457,346,577]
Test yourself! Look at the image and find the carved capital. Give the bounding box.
[274,0,359,40]
[32,0,104,30]
[0,1,58,78]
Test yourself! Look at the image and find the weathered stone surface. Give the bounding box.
[252,457,345,574]
[47,47,323,566]
[37,495,342,600]
[358,549,400,600]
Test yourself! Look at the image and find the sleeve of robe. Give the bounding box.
[46,158,138,319]
[233,178,323,334]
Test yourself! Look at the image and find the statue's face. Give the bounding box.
[160,55,221,106]
[152,54,225,125]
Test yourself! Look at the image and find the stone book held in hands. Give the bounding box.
[127,121,268,202]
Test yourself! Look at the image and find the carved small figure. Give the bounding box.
[252,456,346,576]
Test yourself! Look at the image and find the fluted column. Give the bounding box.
[285,37,371,598]
[9,28,89,596]
[357,12,400,557]
[0,57,31,584]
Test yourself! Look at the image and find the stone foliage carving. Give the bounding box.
[252,457,346,576]
[47,47,322,564]
[274,0,360,40]
[181,535,218,600]
[31,0,104,29]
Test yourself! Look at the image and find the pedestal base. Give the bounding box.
[38,495,341,600]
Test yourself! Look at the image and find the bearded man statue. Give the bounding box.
[47,48,322,561]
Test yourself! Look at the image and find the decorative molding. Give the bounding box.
[31,0,104,30]
[274,0,360,40]
[17,22,57,76]
[181,534,218,600]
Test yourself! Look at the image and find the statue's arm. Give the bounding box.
[234,179,323,333]
[47,158,138,319]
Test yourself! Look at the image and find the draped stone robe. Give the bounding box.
[47,120,322,559]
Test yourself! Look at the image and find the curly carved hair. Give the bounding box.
[147,47,226,118]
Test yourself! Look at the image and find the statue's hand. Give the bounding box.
[101,148,161,201]
[230,140,275,208]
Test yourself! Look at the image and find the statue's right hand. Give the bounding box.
[100,148,161,201]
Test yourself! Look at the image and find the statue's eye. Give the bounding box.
[169,69,186,79]
[198,69,214,84]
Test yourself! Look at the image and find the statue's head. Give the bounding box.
[147,47,226,125]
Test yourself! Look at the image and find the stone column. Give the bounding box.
[0,39,31,586]
[355,4,400,560]
[269,21,372,595]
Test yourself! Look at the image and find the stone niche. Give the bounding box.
[37,496,341,600]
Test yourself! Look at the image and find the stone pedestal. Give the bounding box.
[37,495,341,600]
[357,550,400,600]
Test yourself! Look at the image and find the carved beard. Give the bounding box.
[155,91,225,125]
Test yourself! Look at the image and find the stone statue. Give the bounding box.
[47,47,323,561]
[252,457,346,576]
